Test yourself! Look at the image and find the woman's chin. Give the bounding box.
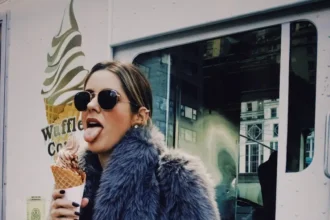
[87,143,102,153]
[87,143,111,154]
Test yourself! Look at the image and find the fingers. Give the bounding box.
[52,198,80,209]
[52,189,66,200]
[81,198,89,208]
[51,190,86,220]
[50,190,81,220]
[50,207,80,219]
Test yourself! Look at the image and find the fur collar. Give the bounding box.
[78,125,220,220]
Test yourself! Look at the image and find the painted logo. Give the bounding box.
[40,0,88,157]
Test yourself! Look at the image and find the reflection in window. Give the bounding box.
[169,101,174,114]
[134,63,150,78]
[258,101,264,111]
[247,103,252,112]
[133,52,171,141]
[273,124,278,137]
[286,21,317,172]
[153,96,167,112]
[247,124,263,141]
[179,127,197,143]
[204,39,221,59]
[180,105,197,120]
[168,124,174,137]
[154,120,166,135]
[270,141,278,151]
[305,130,315,166]
[133,23,300,219]
[271,108,277,118]
[182,61,198,76]
[245,144,264,173]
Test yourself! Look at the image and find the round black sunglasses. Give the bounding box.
[74,89,137,111]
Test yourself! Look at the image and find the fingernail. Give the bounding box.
[72,202,80,207]
[75,211,80,216]
[60,190,65,194]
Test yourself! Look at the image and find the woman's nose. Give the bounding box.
[87,96,101,112]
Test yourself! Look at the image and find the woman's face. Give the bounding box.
[81,70,134,153]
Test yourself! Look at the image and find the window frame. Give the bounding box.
[271,108,277,118]
[273,123,279,137]
[245,143,264,173]
[180,105,197,121]
[247,103,253,112]
[179,127,197,143]
[0,13,8,220]
[247,123,263,142]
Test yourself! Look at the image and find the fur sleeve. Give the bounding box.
[158,151,221,220]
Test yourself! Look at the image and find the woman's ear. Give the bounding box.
[131,107,150,127]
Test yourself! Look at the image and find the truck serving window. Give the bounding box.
[133,20,317,219]
[286,21,317,172]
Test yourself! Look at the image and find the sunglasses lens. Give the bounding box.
[74,91,90,111]
[98,90,118,110]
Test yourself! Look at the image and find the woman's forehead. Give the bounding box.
[85,70,123,93]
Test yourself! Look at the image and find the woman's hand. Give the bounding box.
[50,189,89,219]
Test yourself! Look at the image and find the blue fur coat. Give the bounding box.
[78,125,220,220]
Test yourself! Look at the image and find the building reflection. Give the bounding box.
[134,20,317,219]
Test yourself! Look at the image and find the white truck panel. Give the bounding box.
[111,0,314,45]
[0,0,109,219]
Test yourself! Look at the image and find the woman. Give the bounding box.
[50,61,220,220]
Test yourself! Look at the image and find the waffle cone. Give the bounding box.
[53,102,80,124]
[44,100,64,124]
[44,100,80,125]
[51,165,86,189]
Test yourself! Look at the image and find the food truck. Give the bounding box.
[0,0,329,219]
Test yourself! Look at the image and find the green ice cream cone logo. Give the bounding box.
[41,0,88,126]
[40,0,88,156]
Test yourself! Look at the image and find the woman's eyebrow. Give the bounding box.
[85,89,94,93]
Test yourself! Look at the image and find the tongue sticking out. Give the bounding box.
[84,127,103,143]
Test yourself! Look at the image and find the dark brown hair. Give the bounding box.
[84,61,153,118]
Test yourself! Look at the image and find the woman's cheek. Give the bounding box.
[105,112,131,137]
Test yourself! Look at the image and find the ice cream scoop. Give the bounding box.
[51,134,86,189]
[56,135,80,170]
[51,133,86,210]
